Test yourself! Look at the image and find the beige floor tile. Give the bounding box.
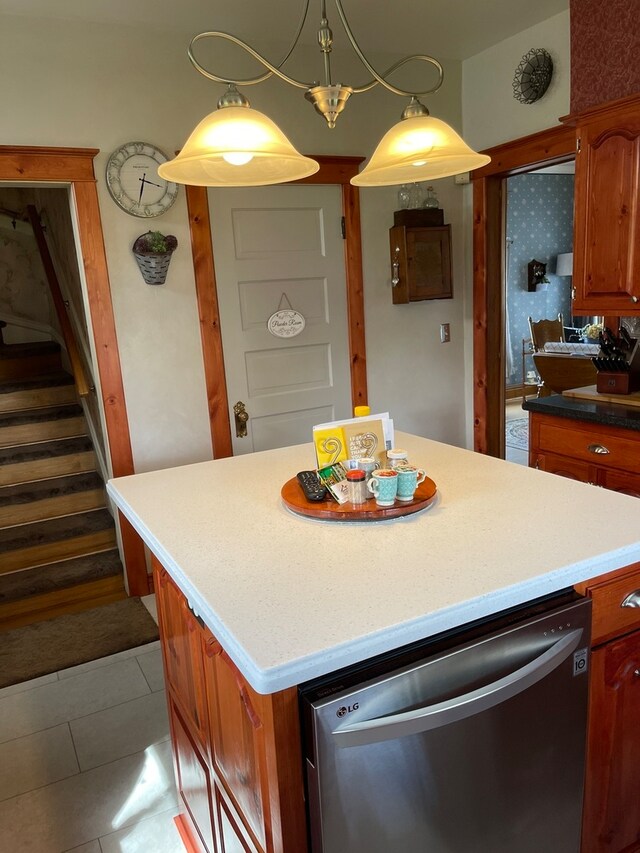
[63,841,101,853]
[57,641,161,681]
[0,724,79,802]
[0,740,177,853]
[136,648,165,693]
[70,691,169,771]
[0,658,150,744]
[98,806,183,853]
[0,671,59,699]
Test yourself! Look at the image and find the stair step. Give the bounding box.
[0,404,86,449]
[0,437,95,487]
[0,373,77,414]
[0,575,126,632]
[0,509,117,574]
[0,341,61,360]
[0,548,123,604]
[0,472,105,528]
[0,342,62,381]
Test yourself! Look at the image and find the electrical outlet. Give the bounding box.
[454,172,470,185]
[440,323,451,343]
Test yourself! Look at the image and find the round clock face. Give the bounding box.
[106,142,178,217]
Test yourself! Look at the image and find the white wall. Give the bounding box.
[1,12,469,470]
[462,11,570,152]
[460,11,571,447]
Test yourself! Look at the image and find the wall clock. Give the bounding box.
[106,142,178,217]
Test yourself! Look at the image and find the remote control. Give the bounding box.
[296,470,328,502]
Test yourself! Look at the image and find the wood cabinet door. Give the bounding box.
[203,636,270,853]
[532,451,596,483]
[582,631,640,853]
[598,468,640,499]
[202,634,307,853]
[154,562,208,748]
[169,696,218,853]
[573,97,640,314]
[390,225,452,304]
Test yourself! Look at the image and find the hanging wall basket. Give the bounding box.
[132,231,178,285]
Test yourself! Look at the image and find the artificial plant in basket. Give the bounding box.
[132,231,178,285]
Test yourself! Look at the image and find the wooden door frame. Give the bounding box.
[0,145,148,595]
[185,155,367,458]
[472,124,576,457]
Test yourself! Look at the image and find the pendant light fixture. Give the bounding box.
[158,0,490,188]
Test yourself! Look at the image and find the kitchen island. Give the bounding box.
[107,433,640,853]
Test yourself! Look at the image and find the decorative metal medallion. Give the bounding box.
[512,49,553,104]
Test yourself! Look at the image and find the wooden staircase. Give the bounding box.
[0,340,126,632]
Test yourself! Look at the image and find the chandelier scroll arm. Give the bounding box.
[188,31,312,90]
[350,55,444,97]
[333,0,444,97]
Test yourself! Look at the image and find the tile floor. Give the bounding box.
[505,400,529,466]
[0,594,185,853]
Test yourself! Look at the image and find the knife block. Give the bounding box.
[596,371,640,394]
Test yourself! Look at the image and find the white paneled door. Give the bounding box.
[208,185,352,456]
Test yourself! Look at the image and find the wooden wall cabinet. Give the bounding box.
[153,558,307,853]
[571,94,640,315]
[529,412,640,496]
[389,224,452,304]
[574,563,640,853]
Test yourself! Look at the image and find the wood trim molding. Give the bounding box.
[186,155,368,457]
[0,145,148,595]
[472,124,575,456]
[185,186,233,459]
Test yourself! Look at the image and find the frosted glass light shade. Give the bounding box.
[555,252,573,277]
[158,106,319,186]
[351,114,490,187]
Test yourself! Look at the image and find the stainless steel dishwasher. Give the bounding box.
[300,591,591,853]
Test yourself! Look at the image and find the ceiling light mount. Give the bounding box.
[158,0,490,187]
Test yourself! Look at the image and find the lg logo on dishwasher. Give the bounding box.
[336,703,359,717]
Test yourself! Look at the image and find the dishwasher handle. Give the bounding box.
[333,628,583,748]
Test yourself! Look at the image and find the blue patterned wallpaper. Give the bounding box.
[506,173,574,385]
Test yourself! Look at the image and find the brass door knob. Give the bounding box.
[234,401,249,437]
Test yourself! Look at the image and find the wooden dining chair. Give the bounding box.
[528,314,564,351]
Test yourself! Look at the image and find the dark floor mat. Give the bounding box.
[0,597,159,687]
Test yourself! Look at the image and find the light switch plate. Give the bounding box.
[440,323,451,343]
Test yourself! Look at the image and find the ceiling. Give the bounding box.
[0,0,569,60]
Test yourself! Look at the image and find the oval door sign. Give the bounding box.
[267,309,306,338]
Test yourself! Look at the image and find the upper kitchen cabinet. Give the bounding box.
[570,94,640,314]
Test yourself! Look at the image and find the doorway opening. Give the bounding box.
[503,161,575,465]
[472,123,576,459]
[0,146,147,595]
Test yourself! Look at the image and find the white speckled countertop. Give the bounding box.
[107,433,640,694]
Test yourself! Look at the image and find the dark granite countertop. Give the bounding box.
[523,394,640,432]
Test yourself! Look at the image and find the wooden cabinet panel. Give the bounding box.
[154,560,208,747]
[389,225,452,304]
[216,782,262,853]
[534,416,640,475]
[575,562,640,647]
[203,637,269,852]
[170,697,218,853]
[598,468,640,499]
[582,631,640,853]
[532,450,596,483]
[572,95,640,314]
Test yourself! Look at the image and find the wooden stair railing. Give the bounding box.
[26,205,90,398]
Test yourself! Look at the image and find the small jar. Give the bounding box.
[387,448,409,469]
[346,469,368,504]
[397,184,411,209]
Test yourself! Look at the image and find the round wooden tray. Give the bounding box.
[281,475,437,521]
